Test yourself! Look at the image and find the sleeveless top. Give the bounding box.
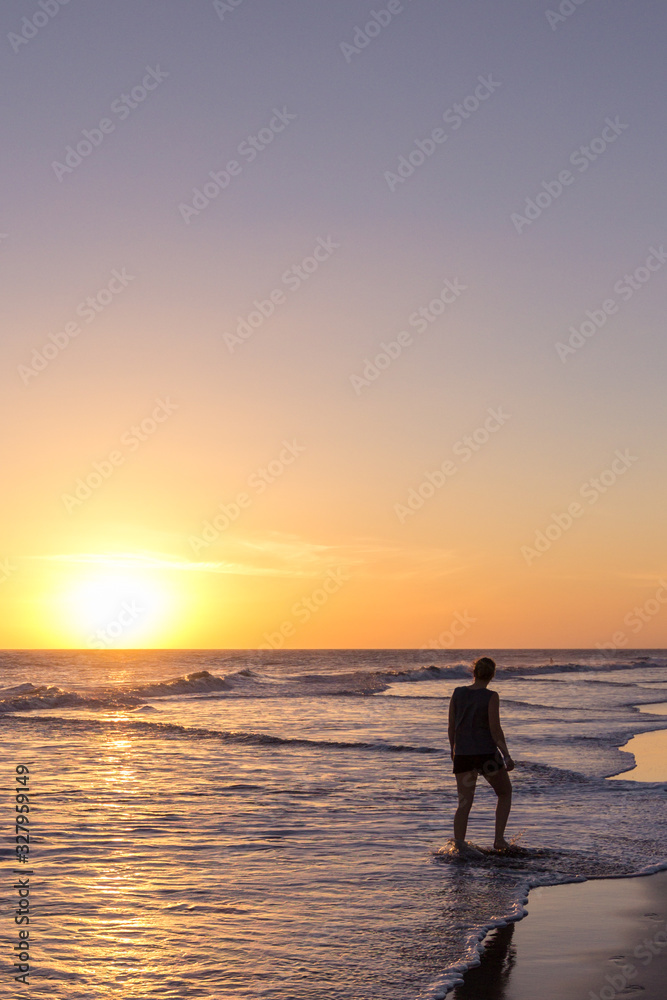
[451,686,498,754]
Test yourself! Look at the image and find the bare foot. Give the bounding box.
[454,839,484,856]
[493,838,511,851]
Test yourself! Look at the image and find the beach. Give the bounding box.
[452,870,667,1000]
[5,2,665,997]
[1,648,666,998]
[607,726,667,783]
[450,704,667,1000]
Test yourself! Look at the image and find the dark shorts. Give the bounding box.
[453,751,505,776]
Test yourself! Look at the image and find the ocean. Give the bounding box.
[1,648,666,999]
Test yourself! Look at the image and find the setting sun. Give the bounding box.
[30,555,188,649]
[65,570,171,648]
[2,5,667,1000]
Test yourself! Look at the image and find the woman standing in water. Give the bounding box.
[448,656,515,851]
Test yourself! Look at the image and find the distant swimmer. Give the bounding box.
[448,657,515,851]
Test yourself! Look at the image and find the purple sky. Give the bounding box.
[2,0,666,647]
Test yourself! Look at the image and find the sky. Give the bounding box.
[1,0,666,649]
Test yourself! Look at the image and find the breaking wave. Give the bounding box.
[2,656,666,716]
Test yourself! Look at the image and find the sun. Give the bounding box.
[63,567,175,648]
[27,551,213,648]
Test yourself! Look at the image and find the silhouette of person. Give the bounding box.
[448,657,515,850]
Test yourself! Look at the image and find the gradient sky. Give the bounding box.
[2,0,666,649]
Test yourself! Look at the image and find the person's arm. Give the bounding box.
[448,691,457,758]
[488,691,514,770]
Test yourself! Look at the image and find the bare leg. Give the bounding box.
[491,775,512,847]
[454,770,477,843]
[482,766,512,848]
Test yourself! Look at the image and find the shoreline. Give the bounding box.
[608,719,667,783]
[419,867,667,1000]
[421,713,667,998]
[446,867,667,1000]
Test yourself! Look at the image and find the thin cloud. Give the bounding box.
[26,534,464,580]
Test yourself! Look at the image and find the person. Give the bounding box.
[448,656,515,851]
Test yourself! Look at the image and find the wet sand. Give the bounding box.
[608,722,667,782]
[450,717,667,999]
[451,869,667,1000]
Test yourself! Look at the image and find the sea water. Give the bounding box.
[1,649,666,999]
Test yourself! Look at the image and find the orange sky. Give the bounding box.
[2,2,666,649]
